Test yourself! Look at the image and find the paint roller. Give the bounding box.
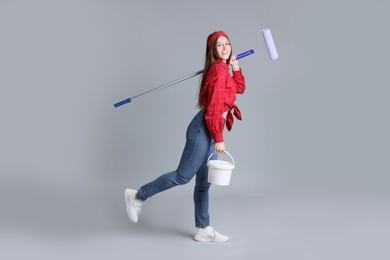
[261,29,278,60]
[114,29,278,108]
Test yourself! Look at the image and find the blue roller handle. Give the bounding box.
[236,49,255,60]
[114,49,255,108]
[114,98,131,108]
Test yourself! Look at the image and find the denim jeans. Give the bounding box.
[137,109,217,228]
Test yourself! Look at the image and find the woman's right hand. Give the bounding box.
[214,142,226,154]
[229,54,240,71]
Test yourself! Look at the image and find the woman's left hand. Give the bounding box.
[229,54,240,71]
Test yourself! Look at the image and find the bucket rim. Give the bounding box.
[207,160,235,170]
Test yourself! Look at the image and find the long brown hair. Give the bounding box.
[197,32,233,108]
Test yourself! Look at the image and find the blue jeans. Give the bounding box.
[137,110,217,228]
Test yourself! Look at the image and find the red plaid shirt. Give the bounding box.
[200,59,246,143]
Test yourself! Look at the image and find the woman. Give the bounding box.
[125,31,246,242]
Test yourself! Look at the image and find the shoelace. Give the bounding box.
[207,227,216,238]
[132,200,143,215]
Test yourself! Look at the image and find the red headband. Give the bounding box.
[207,31,229,48]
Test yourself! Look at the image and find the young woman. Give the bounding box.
[125,31,246,242]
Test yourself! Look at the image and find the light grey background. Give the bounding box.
[1,0,389,259]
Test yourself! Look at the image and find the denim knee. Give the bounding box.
[174,170,192,185]
[194,182,211,192]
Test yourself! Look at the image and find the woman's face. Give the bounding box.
[215,36,231,62]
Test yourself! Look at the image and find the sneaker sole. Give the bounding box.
[124,189,138,223]
[194,234,229,243]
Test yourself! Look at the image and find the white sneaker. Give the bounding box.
[194,226,229,242]
[124,189,143,223]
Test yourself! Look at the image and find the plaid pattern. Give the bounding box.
[200,59,246,143]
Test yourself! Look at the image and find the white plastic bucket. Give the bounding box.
[207,151,235,186]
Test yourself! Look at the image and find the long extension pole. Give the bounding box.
[113,50,255,108]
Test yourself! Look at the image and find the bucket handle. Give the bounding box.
[207,151,235,166]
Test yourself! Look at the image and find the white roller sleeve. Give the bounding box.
[262,29,278,60]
